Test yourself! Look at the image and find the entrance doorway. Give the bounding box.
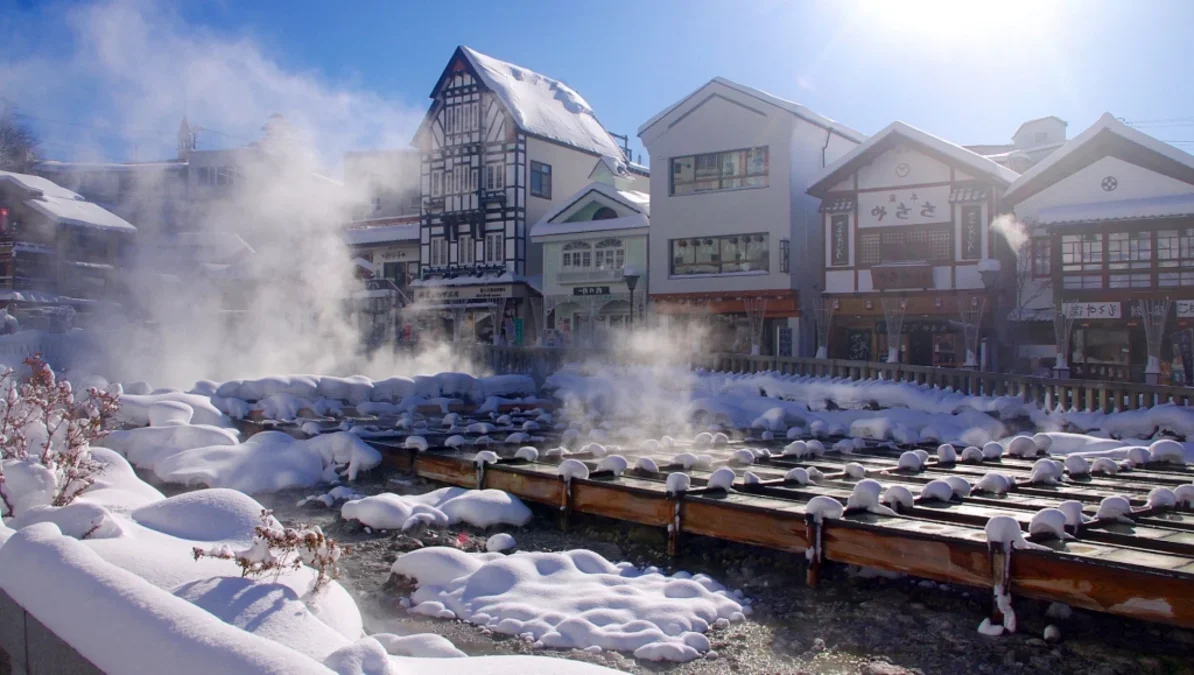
[909,331,933,367]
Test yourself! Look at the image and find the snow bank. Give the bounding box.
[342,488,531,530]
[116,391,233,428]
[153,431,380,493]
[391,547,744,661]
[0,523,335,675]
[103,423,240,473]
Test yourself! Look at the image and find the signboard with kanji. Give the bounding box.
[830,215,849,266]
[871,264,933,290]
[1062,302,1122,320]
[857,185,950,228]
[572,286,611,296]
[960,205,982,261]
[1175,300,1194,318]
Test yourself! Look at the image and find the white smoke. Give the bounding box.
[1,0,461,387]
[990,213,1029,254]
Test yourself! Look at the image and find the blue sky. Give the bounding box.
[4,0,1194,170]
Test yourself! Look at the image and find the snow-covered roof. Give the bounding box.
[1006,113,1194,203]
[531,181,649,239]
[1036,193,1194,225]
[36,159,186,172]
[457,46,624,158]
[344,223,420,246]
[532,213,649,239]
[637,77,865,143]
[807,121,1019,196]
[411,271,524,288]
[0,170,136,233]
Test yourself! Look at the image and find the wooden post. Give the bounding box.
[560,477,573,532]
[988,540,1011,629]
[667,496,683,557]
[804,513,822,588]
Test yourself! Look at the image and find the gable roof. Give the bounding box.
[637,77,865,143]
[0,170,136,233]
[806,121,1019,197]
[1004,113,1194,203]
[422,46,624,158]
[1014,115,1068,137]
[531,181,649,239]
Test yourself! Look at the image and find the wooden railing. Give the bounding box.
[438,344,1194,414]
[694,353,1194,414]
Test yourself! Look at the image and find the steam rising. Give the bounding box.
[990,213,1028,253]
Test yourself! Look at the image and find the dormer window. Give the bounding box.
[592,206,617,221]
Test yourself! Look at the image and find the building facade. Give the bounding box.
[530,157,649,346]
[0,170,136,318]
[807,122,1019,367]
[410,46,644,345]
[1006,114,1194,384]
[638,78,862,356]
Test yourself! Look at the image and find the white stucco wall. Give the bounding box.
[1014,156,1194,220]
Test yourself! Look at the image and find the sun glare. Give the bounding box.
[857,0,1046,44]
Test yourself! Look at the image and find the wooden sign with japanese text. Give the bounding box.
[857,185,950,228]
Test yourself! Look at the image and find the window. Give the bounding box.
[670,233,769,276]
[485,232,504,263]
[429,238,448,267]
[408,194,421,211]
[780,239,790,273]
[458,235,475,265]
[530,161,552,198]
[1061,233,1104,289]
[562,241,591,268]
[1030,238,1051,277]
[670,147,768,196]
[595,239,625,270]
[485,164,504,190]
[382,262,405,287]
[1108,231,1151,288]
[372,197,382,213]
[197,167,212,185]
[858,225,952,266]
[592,206,618,221]
[1158,228,1194,287]
[431,171,442,197]
[470,168,479,192]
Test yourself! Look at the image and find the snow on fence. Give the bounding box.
[450,345,1193,414]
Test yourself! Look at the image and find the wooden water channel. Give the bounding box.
[348,425,1194,632]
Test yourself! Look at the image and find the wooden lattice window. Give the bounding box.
[858,225,952,266]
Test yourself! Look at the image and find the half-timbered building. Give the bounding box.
[1006,114,1194,384]
[806,122,1019,367]
[410,46,644,345]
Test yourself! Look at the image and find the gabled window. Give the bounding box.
[530,161,552,199]
[429,238,449,267]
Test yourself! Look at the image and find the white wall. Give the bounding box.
[524,138,603,227]
[641,82,802,296]
[1015,156,1194,219]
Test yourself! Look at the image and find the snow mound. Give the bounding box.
[342,488,532,530]
[132,489,273,543]
[984,515,1046,550]
[486,533,517,553]
[595,454,628,476]
[666,472,691,494]
[390,547,743,661]
[559,459,591,481]
[708,467,736,491]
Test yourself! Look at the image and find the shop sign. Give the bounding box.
[413,284,520,302]
[857,185,950,228]
[1062,302,1122,320]
[871,264,933,290]
[1175,300,1194,318]
[572,286,611,296]
[377,248,414,262]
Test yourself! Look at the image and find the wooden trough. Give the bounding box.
[369,438,1194,631]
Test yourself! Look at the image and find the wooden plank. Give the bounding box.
[681,495,808,552]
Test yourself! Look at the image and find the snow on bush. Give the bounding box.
[0,355,120,518]
[391,547,745,662]
[341,487,532,531]
[193,509,347,596]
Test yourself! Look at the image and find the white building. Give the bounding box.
[806,122,1019,367]
[410,45,646,345]
[637,78,862,356]
[1005,113,1194,383]
[530,156,649,346]
[966,116,1069,173]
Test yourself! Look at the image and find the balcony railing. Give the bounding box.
[557,268,624,283]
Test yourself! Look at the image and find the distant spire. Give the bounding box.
[177,116,195,158]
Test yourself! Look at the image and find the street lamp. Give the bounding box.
[623,265,640,329]
[978,259,1002,372]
